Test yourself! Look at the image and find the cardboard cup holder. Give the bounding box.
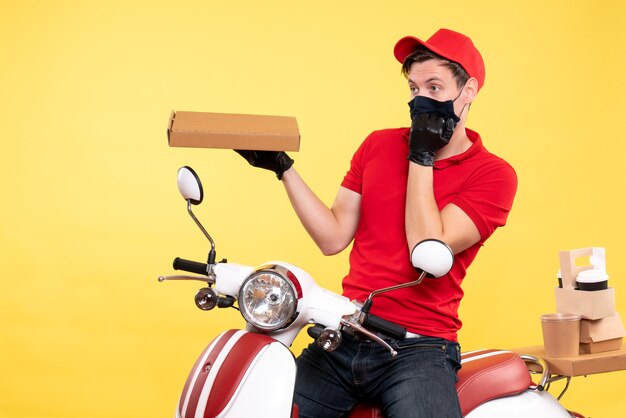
[554,287,615,320]
[556,248,615,320]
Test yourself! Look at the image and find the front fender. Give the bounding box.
[176,330,296,418]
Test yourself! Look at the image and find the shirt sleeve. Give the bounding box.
[341,135,369,194]
[451,159,518,241]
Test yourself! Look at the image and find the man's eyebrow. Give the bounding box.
[408,76,445,84]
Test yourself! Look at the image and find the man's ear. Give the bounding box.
[464,77,478,104]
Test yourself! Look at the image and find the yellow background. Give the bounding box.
[1,0,625,416]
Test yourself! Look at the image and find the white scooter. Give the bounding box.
[158,166,584,418]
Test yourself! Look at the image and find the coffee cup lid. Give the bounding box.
[577,269,609,283]
[541,313,581,322]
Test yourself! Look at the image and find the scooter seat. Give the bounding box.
[457,349,532,415]
[348,349,532,417]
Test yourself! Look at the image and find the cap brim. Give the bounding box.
[394,36,457,65]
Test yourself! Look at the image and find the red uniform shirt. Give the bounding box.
[341,127,517,342]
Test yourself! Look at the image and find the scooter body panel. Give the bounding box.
[466,389,573,418]
[176,329,296,418]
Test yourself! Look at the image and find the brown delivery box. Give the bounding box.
[579,313,626,354]
[167,111,300,151]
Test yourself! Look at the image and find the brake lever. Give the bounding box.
[341,319,398,358]
[158,275,214,283]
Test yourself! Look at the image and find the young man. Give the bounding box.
[236,28,517,418]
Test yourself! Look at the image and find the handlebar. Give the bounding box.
[361,313,407,340]
[310,310,408,357]
[173,257,208,276]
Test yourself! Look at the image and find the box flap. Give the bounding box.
[581,313,626,343]
[167,110,176,144]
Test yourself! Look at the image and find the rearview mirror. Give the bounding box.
[410,239,454,278]
[177,166,203,205]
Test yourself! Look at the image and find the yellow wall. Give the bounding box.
[1,0,625,416]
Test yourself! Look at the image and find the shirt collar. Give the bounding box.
[434,128,482,170]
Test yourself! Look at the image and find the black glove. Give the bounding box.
[408,113,457,166]
[234,150,294,180]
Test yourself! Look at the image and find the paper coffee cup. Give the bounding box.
[576,269,609,291]
[541,313,581,357]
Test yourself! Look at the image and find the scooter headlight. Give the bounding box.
[238,265,301,331]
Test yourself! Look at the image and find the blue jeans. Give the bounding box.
[294,332,462,418]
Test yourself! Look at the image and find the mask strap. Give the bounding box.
[452,85,465,103]
[452,83,468,120]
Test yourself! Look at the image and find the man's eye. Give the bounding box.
[409,86,417,93]
[430,85,441,92]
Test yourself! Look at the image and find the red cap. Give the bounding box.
[394,28,485,91]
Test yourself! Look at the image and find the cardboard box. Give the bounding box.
[554,287,616,320]
[579,313,625,354]
[167,111,300,151]
[513,345,626,377]
[580,339,623,354]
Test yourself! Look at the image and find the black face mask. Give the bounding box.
[408,95,461,123]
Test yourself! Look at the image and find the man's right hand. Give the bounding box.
[234,150,294,180]
[407,113,456,167]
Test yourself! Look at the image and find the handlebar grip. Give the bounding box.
[173,257,208,276]
[362,313,407,340]
[307,324,325,340]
